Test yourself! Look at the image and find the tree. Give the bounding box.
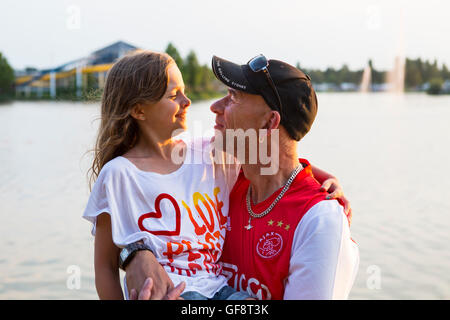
[427,78,443,95]
[0,52,15,100]
[442,64,450,80]
[405,58,423,89]
[183,50,201,93]
[198,65,215,93]
[165,42,184,72]
[368,59,385,84]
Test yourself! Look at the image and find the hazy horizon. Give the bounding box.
[1,0,449,71]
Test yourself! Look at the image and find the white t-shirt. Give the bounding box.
[83,138,239,298]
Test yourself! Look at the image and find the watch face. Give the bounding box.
[120,248,129,261]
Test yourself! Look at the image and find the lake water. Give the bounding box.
[1,93,449,299]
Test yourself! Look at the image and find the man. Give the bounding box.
[209,54,359,299]
[125,54,358,300]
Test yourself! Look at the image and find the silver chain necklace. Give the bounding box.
[244,165,302,230]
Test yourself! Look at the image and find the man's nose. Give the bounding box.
[210,96,226,114]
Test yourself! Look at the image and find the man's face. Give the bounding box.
[210,88,276,161]
[211,88,272,133]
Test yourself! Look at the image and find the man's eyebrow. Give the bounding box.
[228,88,237,95]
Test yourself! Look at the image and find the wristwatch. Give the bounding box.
[119,242,155,271]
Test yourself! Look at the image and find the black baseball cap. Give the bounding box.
[211,55,318,141]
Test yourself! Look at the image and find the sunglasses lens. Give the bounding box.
[248,55,268,72]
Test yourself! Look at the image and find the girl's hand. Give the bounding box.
[320,178,352,226]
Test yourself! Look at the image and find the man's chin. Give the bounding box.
[213,129,226,151]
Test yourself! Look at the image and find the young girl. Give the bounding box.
[83,50,249,300]
[83,50,348,300]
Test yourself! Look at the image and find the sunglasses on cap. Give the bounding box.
[247,54,283,113]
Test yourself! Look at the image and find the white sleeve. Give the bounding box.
[82,160,149,247]
[82,165,112,236]
[283,200,359,300]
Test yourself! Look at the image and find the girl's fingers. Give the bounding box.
[138,278,153,300]
[320,179,333,192]
[347,208,353,227]
[164,281,186,300]
[326,189,343,200]
[339,195,349,211]
[130,289,137,300]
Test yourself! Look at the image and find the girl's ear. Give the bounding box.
[130,104,146,121]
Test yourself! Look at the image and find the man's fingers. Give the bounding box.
[164,281,186,300]
[138,278,153,300]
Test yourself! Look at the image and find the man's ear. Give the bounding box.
[130,104,146,121]
[264,111,281,134]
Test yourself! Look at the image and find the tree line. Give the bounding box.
[1,45,450,102]
[0,52,15,101]
[299,58,450,94]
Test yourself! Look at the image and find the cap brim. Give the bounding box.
[211,56,256,93]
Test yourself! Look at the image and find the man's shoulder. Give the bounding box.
[298,200,346,233]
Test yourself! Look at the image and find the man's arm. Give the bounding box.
[124,247,177,300]
[283,200,359,299]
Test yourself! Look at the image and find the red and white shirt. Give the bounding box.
[220,159,359,300]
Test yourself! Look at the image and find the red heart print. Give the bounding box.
[138,193,181,236]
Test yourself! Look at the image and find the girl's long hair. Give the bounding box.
[88,50,174,189]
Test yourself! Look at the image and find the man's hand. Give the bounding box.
[320,178,352,226]
[125,250,174,300]
[129,278,186,300]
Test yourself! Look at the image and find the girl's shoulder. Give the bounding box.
[97,156,131,181]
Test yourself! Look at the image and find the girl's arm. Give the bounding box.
[310,164,336,185]
[310,164,352,224]
[94,213,124,299]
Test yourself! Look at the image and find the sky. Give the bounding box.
[1,0,449,71]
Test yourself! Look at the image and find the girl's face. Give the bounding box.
[139,64,191,139]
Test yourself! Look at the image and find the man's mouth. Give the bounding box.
[214,120,225,130]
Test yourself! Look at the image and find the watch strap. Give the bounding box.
[119,242,155,270]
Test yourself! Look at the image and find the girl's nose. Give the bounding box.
[181,92,191,108]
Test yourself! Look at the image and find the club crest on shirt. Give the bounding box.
[256,232,283,259]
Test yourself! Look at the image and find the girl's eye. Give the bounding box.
[169,94,177,100]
